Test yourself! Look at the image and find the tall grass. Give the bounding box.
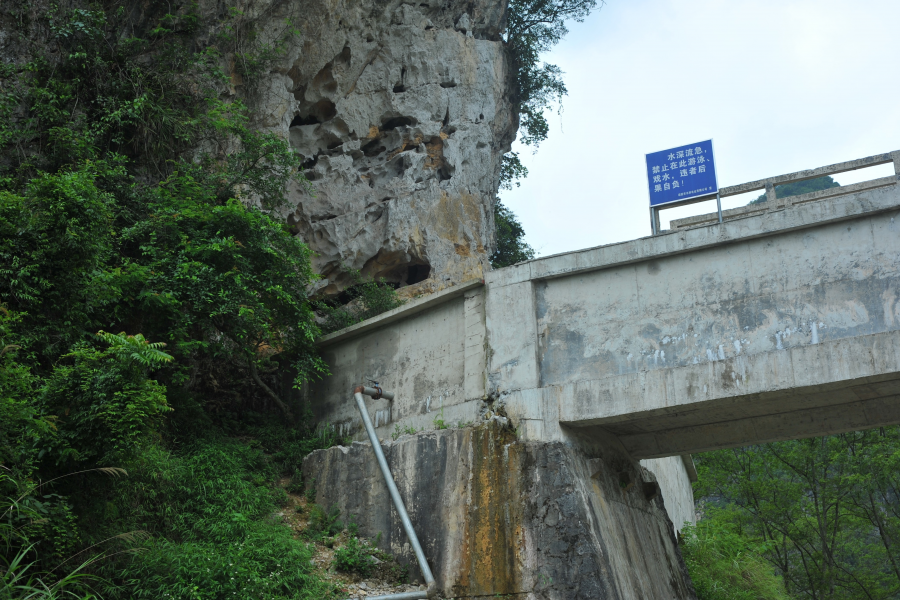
[1,469,106,599]
[681,519,790,600]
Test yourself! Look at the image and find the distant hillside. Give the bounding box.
[748,175,840,204]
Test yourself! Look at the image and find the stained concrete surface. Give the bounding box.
[303,422,697,599]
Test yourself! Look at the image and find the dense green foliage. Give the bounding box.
[333,536,374,576]
[490,200,536,268]
[694,429,900,599]
[0,2,351,598]
[682,518,790,600]
[1,469,109,599]
[0,3,326,418]
[748,176,840,205]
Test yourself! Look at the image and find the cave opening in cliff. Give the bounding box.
[406,263,431,285]
[291,114,318,127]
[290,100,337,127]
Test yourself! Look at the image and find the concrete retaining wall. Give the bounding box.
[302,422,697,599]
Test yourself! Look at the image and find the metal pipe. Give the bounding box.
[360,385,395,401]
[364,591,429,600]
[350,386,436,599]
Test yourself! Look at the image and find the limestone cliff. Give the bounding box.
[250,0,516,297]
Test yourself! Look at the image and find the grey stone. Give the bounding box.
[247,0,515,298]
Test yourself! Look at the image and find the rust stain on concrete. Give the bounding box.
[454,424,524,597]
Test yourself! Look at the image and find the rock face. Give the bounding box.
[302,422,697,599]
[252,0,516,297]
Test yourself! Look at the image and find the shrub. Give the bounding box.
[238,418,346,475]
[38,333,172,470]
[110,440,278,542]
[0,470,113,599]
[317,270,403,334]
[100,439,340,599]
[119,523,336,600]
[305,503,343,541]
[333,536,373,576]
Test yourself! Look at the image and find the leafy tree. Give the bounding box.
[501,0,601,188]
[695,429,900,599]
[494,0,601,262]
[491,200,537,267]
[0,3,325,423]
[749,175,840,205]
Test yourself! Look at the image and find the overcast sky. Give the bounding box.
[500,0,900,257]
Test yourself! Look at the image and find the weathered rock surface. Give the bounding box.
[250,0,516,297]
[302,423,697,599]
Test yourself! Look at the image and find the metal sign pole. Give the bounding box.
[716,192,723,224]
[650,206,657,235]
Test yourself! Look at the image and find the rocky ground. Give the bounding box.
[276,480,428,599]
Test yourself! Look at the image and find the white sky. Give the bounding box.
[499,0,900,257]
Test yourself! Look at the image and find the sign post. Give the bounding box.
[645,139,720,234]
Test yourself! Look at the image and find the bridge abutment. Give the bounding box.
[303,420,697,599]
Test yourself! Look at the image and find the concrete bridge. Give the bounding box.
[302,149,900,598]
[311,148,900,451]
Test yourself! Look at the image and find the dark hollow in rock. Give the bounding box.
[382,116,417,131]
[406,263,431,284]
[291,99,337,126]
[362,140,386,157]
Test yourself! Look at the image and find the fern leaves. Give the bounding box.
[96,331,173,367]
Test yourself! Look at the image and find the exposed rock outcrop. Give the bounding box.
[252,0,516,297]
[302,422,698,599]
[2,0,514,298]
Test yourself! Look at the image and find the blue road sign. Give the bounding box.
[645,140,718,207]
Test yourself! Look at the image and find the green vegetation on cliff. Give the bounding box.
[682,518,790,600]
[492,0,603,264]
[501,0,599,189]
[491,200,536,268]
[0,3,349,598]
